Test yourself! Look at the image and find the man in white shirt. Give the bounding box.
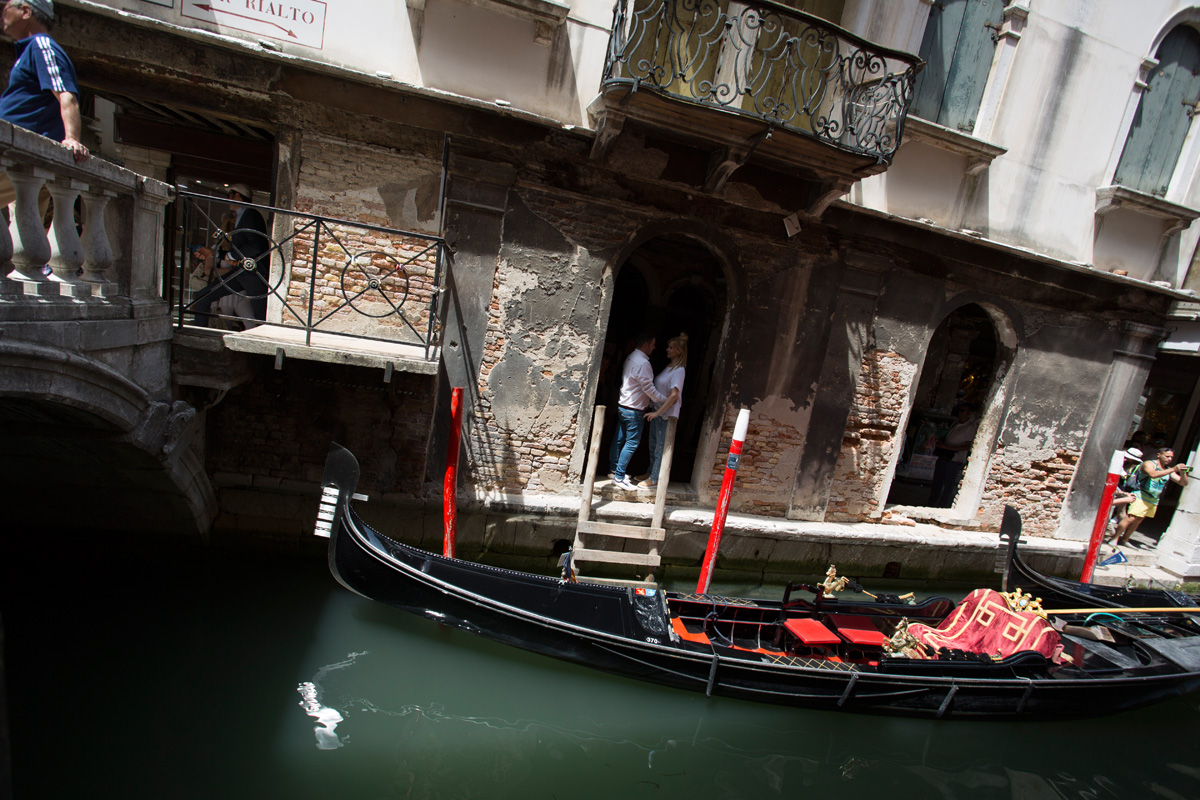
[608,331,666,490]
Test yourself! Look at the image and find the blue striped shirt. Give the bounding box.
[0,34,79,142]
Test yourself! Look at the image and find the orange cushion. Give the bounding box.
[828,614,888,647]
[784,617,840,645]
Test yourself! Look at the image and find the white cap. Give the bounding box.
[1123,447,1143,461]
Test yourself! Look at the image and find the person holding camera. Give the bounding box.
[1111,447,1190,548]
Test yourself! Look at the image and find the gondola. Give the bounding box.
[318,444,1200,720]
[1000,506,1200,610]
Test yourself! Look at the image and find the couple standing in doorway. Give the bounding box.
[609,330,688,491]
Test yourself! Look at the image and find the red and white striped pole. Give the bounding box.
[443,387,464,558]
[697,409,750,595]
[1079,449,1124,583]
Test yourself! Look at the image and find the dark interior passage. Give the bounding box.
[595,235,727,485]
[887,304,998,507]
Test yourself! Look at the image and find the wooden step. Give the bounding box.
[573,548,661,567]
[576,520,666,541]
[576,575,659,588]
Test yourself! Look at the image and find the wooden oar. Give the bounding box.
[1045,607,1200,615]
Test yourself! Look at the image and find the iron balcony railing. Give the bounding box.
[172,190,447,360]
[602,0,923,162]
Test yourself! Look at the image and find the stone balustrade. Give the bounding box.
[0,119,171,303]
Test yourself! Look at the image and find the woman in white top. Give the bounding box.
[641,333,688,489]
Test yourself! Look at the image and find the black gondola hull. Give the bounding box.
[321,446,1200,721]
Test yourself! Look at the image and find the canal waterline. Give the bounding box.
[1,539,1197,799]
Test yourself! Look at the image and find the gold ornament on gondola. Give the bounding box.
[820,565,850,598]
[999,587,1047,620]
[883,617,925,658]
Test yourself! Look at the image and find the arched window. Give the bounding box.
[909,0,1004,132]
[1114,26,1200,197]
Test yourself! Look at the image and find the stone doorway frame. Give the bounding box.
[883,298,1021,521]
[593,223,742,500]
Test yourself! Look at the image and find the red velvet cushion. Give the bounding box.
[905,588,1064,662]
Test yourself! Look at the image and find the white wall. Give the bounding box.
[73,0,612,124]
[851,1,1200,289]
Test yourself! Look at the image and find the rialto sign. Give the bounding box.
[183,0,327,49]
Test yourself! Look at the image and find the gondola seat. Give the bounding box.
[784,617,840,645]
[828,614,889,647]
[904,588,1065,663]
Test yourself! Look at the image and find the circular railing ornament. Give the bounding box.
[340,250,411,318]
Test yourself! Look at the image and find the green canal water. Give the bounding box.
[1,543,1198,799]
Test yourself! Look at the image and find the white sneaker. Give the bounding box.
[613,477,637,491]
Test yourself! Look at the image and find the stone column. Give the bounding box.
[787,250,887,520]
[1159,478,1200,580]
[426,155,516,479]
[1058,321,1167,540]
[129,178,172,303]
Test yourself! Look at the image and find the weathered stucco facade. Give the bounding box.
[7,0,1198,581]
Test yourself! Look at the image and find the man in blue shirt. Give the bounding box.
[0,0,88,162]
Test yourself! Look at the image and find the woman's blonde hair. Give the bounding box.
[668,332,688,369]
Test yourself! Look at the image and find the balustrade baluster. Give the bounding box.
[0,158,13,281]
[47,178,86,285]
[7,165,52,282]
[80,189,114,284]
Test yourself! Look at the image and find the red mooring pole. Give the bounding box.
[1080,449,1124,583]
[697,409,751,595]
[443,387,464,558]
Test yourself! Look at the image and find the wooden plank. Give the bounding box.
[573,548,662,567]
[577,404,606,527]
[650,416,677,529]
[577,520,666,541]
[576,575,658,588]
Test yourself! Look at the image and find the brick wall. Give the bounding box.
[978,446,1080,536]
[826,349,916,520]
[707,402,806,516]
[288,132,443,343]
[205,360,435,499]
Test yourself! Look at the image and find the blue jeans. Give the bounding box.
[646,415,669,483]
[608,407,644,480]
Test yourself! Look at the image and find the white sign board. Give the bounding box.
[183,0,327,49]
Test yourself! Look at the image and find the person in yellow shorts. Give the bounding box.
[1112,447,1190,547]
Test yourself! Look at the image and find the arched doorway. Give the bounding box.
[597,235,727,486]
[887,304,1004,508]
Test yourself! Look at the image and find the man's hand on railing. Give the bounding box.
[61,136,90,164]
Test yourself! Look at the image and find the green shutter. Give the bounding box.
[910,0,1003,132]
[1115,27,1200,196]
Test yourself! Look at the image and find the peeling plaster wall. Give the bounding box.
[469,192,610,494]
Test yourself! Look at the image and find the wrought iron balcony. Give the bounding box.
[594,0,922,203]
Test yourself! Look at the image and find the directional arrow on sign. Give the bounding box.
[194,4,299,38]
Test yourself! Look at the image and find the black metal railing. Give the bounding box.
[602,0,922,162]
[172,190,448,360]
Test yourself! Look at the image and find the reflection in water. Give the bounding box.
[290,625,1200,800]
[296,650,369,749]
[3,549,1198,799]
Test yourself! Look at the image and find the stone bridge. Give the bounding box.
[0,122,214,536]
